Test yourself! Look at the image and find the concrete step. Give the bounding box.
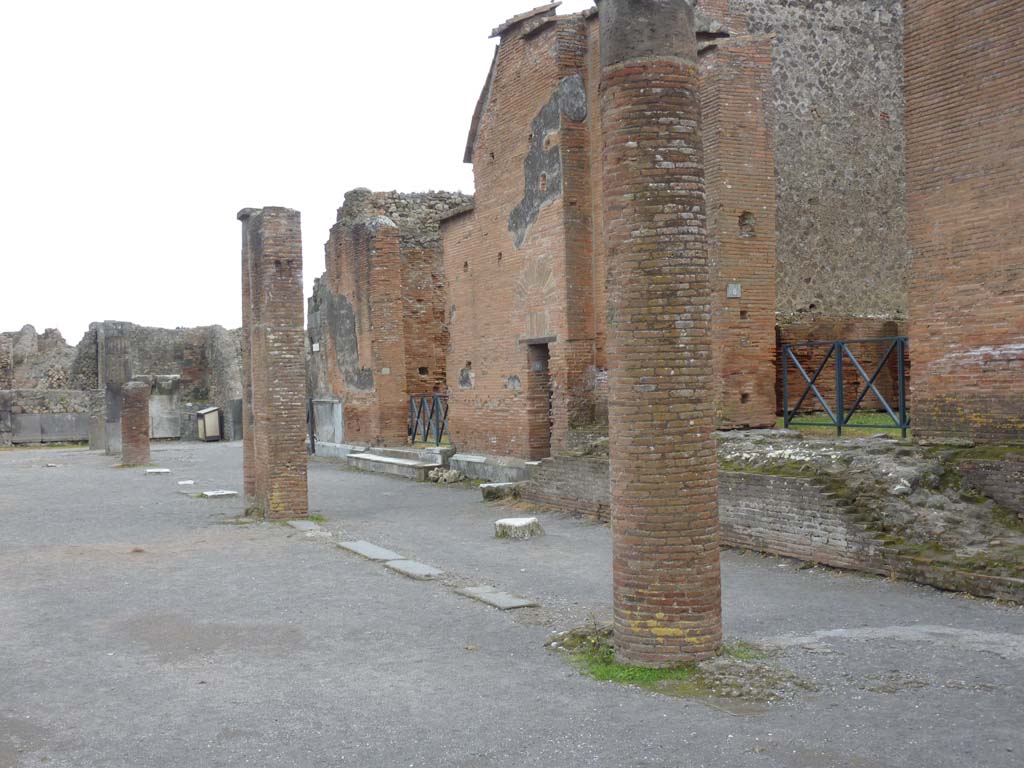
[367,445,455,464]
[346,451,442,482]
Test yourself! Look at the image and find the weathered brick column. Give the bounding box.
[239,210,258,506]
[238,207,309,519]
[599,0,721,666]
[120,380,151,466]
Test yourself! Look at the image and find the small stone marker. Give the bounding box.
[494,517,544,540]
[383,560,444,580]
[338,540,403,562]
[177,480,195,486]
[456,585,538,610]
[200,490,238,498]
[145,468,171,475]
[287,520,319,532]
[480,482,520,501]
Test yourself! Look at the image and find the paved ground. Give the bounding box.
[1,442,1022,768]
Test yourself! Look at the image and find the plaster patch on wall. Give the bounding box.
[515,255,559,339]
[314,289,374,391]
[930,343,1024,374]
[508,74,587,248]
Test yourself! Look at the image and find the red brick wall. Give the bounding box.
[309,191,467,447]
[239,207,309,519]
[702,37,778,428]
[401,245,448,398]
[120,380,150,466]
[443,19,581,459]
[601,0,721,665]
[322,216,407,446]
[777,318,909,421]
[905,0,1024,444]
[443,8,779,459]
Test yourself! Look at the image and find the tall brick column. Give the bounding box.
[238,207,309,519]
[599,0,721,666]
[120,380,151,466]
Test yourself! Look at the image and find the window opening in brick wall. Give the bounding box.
[738,211,756,237]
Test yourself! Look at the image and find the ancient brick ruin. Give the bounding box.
[239,207,309,519]
[905,0,1024,443]
[0,322,242,449]
[120,380,151,466]
[600,0,721,665]
[422,0,913,466]
[308,190,471,451]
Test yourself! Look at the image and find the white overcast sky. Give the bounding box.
[0,0,594,343]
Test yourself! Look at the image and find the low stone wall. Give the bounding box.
[719,471,885,571]
[518,455,610,522]
[519,452,1024,602]
[0,389,103,446]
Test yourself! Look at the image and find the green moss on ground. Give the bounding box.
[549,625,806,704]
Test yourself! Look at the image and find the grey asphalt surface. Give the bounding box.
[1,442,1022,768]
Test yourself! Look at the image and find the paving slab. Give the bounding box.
[456,585,539,610]
[287,520,320,531]
[383,559,444,580]
[338,540,403,562]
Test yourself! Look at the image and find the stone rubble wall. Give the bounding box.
[959,459,1024,523]
[0,389,103,447]
[700,0,909,321]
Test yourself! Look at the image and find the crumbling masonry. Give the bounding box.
[308,190,472,449]
[239,207,309,519]
[601,0,721,666]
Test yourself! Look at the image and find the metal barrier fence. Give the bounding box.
[409,394,449,446]
[782,337,910,438]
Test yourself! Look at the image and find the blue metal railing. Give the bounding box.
[409,394,450,446]
[782,337,910,438]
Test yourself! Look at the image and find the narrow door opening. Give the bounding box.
[526,343,552,460]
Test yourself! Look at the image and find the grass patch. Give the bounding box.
[776,414,910,439]
[571,639,700,687]
[550,625,797,704]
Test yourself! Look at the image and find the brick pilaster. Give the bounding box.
[120,380,151,466]
[238,207,309,519]
[600,0,721,666]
